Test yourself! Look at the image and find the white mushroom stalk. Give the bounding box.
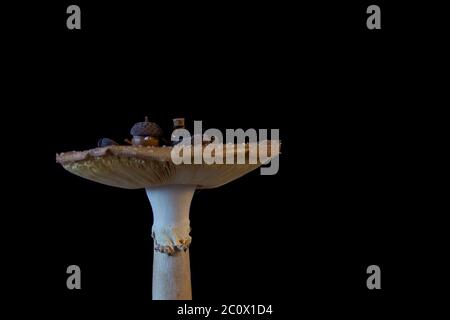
[147,185,195,299]
[56,142,280,300]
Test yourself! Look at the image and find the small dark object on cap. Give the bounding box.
[98,138,119,147]
[173,118,185,128]
[130,116,164,137]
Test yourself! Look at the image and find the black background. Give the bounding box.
[6,0,447,318]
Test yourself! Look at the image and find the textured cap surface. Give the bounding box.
[130,119,164,137]
[56,142,280,190]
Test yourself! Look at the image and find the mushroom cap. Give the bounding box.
[56,142,280,190]
[130,120,163,137]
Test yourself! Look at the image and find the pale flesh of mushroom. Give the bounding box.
[147,185,195,299]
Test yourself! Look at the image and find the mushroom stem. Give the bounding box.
[146,185,196,300]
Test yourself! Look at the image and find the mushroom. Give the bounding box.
[56,141,280,300]
[130,116,164,147]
